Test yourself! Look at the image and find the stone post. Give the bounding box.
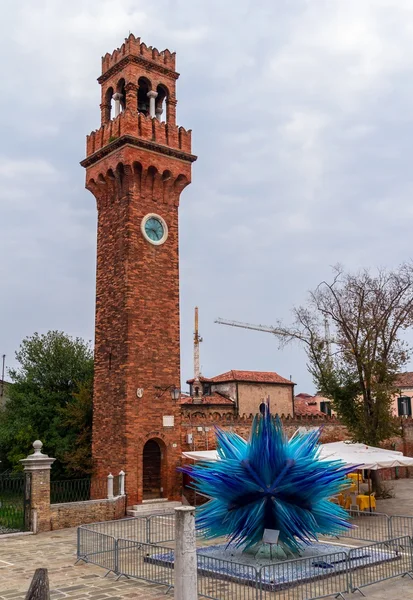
[174,506,197,600]
[107,473,114,499]
[119,470,125,496]
[20,440,55,533]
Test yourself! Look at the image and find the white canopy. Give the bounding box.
[318,441,413,470]
[183,441,413,471]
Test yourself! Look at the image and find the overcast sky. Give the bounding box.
[2,0,413,394]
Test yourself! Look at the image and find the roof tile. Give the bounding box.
[210,370,293,385]
[180,392,235,406]
[395,372,413,388]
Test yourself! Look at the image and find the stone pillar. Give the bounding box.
[147,91,158,118]
[155,105,163,121]
[112,93,123,117]
[107,473,114,499]
[20,441,55,534]
[174,506,197,600]
[119,470,125,495]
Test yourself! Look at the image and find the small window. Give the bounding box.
[398,396,412,417]
[203,383,211,396]
[320,401,332,416]
[194,386,200,397]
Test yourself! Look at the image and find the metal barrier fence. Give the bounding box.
[197,554,258,600]
[259,550,349,600]
[117,539,174,589]
[348,536,413,593]
[333,510,391,542]
[77,527,117,572]
[77,517,413,599]
[77,510,396,547]
[390,515,413,538]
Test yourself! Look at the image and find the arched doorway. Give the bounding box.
[143,439,163,499]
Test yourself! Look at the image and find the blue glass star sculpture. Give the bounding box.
[180,410,354,554]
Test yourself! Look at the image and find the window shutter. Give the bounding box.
[398,396,411,416]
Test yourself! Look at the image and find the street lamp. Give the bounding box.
[170,387,181,401]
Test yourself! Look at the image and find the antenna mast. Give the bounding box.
[194,307,202,381]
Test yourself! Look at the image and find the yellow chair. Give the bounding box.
[347,472,363,483]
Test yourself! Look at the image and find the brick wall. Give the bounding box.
[30,470,52,533]
[84,36,195,505]
[50,495,126,530]
[181,413,350,453]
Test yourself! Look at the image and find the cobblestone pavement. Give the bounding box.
[1,479,413,599]
[0,528,169,599]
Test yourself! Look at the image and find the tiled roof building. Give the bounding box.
[184,369,294,417]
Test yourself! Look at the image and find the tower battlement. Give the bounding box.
[84,109,193,163]
[101,34,176,78]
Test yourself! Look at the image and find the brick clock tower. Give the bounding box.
[81,34,196,504]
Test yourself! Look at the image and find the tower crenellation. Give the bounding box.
[101,34,176,75]
[83,110,193,159]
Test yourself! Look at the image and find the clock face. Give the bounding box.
[145,217,164,242]
[141,213,168,245]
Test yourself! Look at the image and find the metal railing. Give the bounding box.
[117,539,174,589]
[197,554,258,600]
[50,477,107,503]
[0,472,25,532]
[77,515,413,599]
[77,527,117,572]
[51,471,125,504]
[348,536,413,593]
[258,550,349,600]
[390,515,413,538]
[333,510,391,542]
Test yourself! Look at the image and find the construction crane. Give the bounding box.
[215,317,334,360]
[214,318,285,336]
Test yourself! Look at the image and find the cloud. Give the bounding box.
[2,0,413,394]
[0,158,58,179]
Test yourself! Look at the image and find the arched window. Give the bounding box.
[104,87,114,122]
[138,77,151,116]
[155,84,168,122]
[116,78,126,111]
[111,78,126,118]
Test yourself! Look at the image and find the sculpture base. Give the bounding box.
[148,541,396,590]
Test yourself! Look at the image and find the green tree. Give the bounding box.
[272,264,413,490]
[0,331,93,477]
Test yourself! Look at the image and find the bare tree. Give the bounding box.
[273,264,413,490]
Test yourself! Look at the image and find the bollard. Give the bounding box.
[174,506,197,600]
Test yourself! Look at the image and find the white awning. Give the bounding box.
[318,441,413,470]
[183,441,413,470]
[183,450,219,462]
